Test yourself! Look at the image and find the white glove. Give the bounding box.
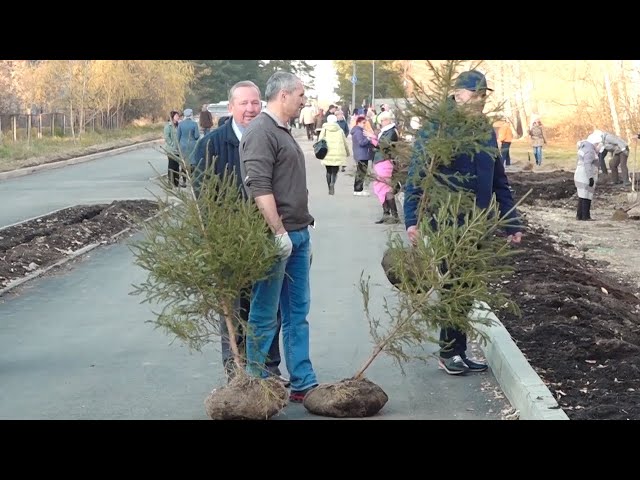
[275,231,293,259]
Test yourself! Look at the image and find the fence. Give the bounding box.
[0,112,122,142]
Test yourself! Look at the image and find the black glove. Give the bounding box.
[589,177,594,187]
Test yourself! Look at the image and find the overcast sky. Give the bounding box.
[307,60,338,102]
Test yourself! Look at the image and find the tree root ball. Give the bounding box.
[612,209,629,221]
[204,374,288,420]
[303,378,388,418]
[381,246,421,291]
[381,247,403,287]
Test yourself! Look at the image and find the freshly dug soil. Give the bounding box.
[495,170,640,419]
[380,169,640,419]
[303,378,389,418]
[0,199,158,289]
[204,374,288,420]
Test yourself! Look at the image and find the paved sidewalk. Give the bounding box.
[0,131,513,420]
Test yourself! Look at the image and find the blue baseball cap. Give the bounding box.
[454,70,493,92]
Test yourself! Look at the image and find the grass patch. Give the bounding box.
[0,124,164,173]
[506,138,577,170]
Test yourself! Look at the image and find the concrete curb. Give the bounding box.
[0,138,163,181]
[472,304,570,420]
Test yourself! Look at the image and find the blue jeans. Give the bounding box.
[500,142,511,166]
[533,146,543,165]
[245,227,317,392]
[220,288,282,375]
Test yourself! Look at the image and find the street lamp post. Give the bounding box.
[351,61,356,115]
[372,60,375,112]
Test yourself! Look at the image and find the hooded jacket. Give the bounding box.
[318,122,350,167]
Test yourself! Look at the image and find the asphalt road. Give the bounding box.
[0,145,166,229]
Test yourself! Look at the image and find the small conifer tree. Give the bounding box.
[130,144,287,419]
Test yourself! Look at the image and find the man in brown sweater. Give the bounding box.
[240,71,318,403]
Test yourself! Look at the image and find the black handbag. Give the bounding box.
[313,138,328,159]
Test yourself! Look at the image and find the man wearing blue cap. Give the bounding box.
[403,70,524,375]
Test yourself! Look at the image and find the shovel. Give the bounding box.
[628,139,639,203]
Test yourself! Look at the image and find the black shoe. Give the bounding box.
[375,214,390,224]
[438,355,470,375]
[461,355,488,372]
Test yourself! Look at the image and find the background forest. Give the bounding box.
[1,60,638,144]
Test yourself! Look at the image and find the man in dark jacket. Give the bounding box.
[193,80,285,385]
[403,70,523,375]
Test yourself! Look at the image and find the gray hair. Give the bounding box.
[264,71,301,102]
[228,80,261,103]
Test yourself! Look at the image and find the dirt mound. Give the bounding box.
[0,200,158,289]
[508,170,577,204]
[508,170,640,210]
[494,215,640,419]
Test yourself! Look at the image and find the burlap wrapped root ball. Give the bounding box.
[204,373,288,420]
[303,378,388,418]
[381,246,421,291]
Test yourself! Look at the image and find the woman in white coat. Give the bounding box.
[317,114,351,195]
[574,132,603,220]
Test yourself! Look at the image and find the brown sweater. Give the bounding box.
[240,110,314,231]
[199,110,213,129]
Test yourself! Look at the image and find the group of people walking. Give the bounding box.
[314,104,402,224]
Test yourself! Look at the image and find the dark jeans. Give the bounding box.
[610,149,630,184]
[439,327,468,358]
[305,123,314,140]
[599,150,609,175]
[221,287,282,375]
[354,160,370,192]
[167,155,180,187]
[438,260,474,359]
[325,165,339,186]
[500,142,511,166]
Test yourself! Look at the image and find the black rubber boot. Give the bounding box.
[583,198,592,220]
[576,198,584,220]
[375,201,391,224]
[385,198,400,224]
